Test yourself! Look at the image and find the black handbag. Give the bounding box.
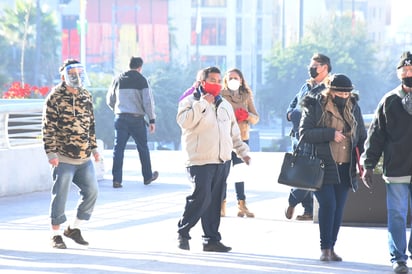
[278,138,325,191]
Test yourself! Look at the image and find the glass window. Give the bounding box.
[192,0,226,7]
[256,18,262,49]
[236,18,242,50]
[236,0,242,13]
[257,0,262,13]
[201,0,226,7]
[200,55,226,70]
[191,17,226,45]
[236,55,242,69]
[256,54,262,84]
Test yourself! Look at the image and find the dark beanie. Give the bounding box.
[397,51,412,69]
[328,73,353,92]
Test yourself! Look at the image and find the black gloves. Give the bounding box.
[361,168,374,189]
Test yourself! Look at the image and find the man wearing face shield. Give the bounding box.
[284,53,331,221]
[361,51,412,274]
[42,59,99,249]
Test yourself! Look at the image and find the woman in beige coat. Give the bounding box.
[220,68,259,217]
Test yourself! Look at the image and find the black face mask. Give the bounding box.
[333,96,348,108]
[309,67,319,78]
[402,77,412,88]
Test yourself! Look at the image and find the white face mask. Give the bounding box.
[227,79,240,91]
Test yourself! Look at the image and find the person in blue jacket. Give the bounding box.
[285,53,331,221]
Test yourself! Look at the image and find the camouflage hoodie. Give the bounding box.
[42,82,97,163]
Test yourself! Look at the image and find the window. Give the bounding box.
[256,18,262,49]
[236,18,242,50]
[200,55,226,71]
[257,0,262,13]
[191,17,226,45]
[256,54,262,84]
[236,0,242,13]
[191,0,226,7]
[236,55,242,69]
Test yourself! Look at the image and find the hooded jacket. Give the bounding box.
[177,88,249,167]
[299,93,367,191]
[42,82,97,163]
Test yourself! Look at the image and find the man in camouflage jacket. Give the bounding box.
[42,59,99,249]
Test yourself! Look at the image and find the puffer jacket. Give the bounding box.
[177,88,249,167]
[299,94,367,191]
[42,82,97,161]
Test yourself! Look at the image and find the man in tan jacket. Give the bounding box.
[176,66,250,252]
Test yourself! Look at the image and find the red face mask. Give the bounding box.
[203,82,221,97]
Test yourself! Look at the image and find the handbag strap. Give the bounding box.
[293,136,316,159]
[292,136,304,157]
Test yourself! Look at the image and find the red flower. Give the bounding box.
[2,82,50,99]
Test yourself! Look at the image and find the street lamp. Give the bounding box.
[79,0,86,66]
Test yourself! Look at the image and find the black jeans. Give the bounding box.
[178,161,230,243]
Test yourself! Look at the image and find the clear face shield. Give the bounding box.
[62,63,90,88]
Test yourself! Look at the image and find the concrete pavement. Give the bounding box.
[0,150,395,273]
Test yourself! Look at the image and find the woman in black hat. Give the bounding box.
[299,73,367,261]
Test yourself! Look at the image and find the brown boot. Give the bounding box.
[237,200,255,218]
[320,249,331,261]
[330,250,342,261]
[220,200,226,217]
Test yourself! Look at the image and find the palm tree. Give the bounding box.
[0,0,60,87]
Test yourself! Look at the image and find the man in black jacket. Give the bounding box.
[361,51,412,274]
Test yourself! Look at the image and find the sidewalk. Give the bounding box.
[0,150,393,273]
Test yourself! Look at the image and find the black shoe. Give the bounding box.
[178,235,190,250]
[64,226,89,246]
[203,241,232,252]
[393,261,409,274]
[113,181,122,188]
[144,171,159,185]
[51,235,67,249]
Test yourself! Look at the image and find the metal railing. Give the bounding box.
[0,99,44,149]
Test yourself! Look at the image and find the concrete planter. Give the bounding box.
[342,174,387,226]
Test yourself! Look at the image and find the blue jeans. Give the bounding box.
[178,161,231,243]
[314,164,350,250]
[289,137,313,214]
[386,182,412,263]
[112,114,153,183]
[50,160,98,225]
[288,189,313,215]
